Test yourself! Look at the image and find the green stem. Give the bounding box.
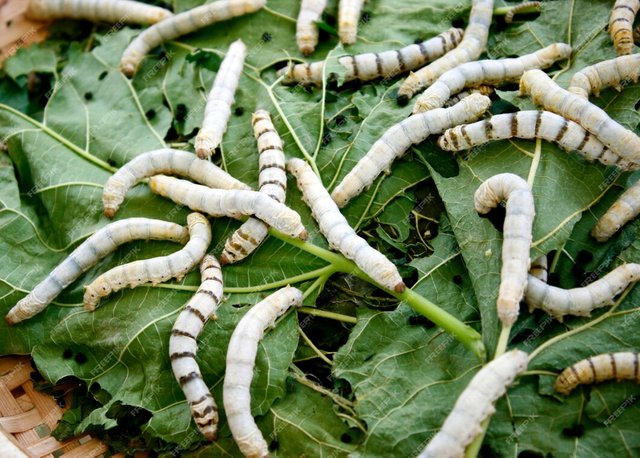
[298,307,357,324]
[493,5,541,16]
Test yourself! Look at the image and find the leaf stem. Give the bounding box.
[298,307,357,324]
[527,138,542,187]
[298,326,333,365]
[493,5,542,16]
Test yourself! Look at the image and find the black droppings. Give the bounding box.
[84,92,93,101]
[262,32,272,42]
[62,349,73,359]
[397,94,409,106]
[452,275,463,285]
[234,106,245,116]
[98,71,108,81]
[74,352,88,364]
[145,109,156,120]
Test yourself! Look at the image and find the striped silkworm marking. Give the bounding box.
[475,173,534,327]
[278,27,463,87]
[25,0,173,24]
[504,1,542,24]
[330,93,491,208]
[525,263,640,321]
[83,213,211,311]
[442,85,494,107]
[591,179,640,242]
[609,0,640,55]
[288,158,406,293]
[223,286,303,458]
[520,69,640,167]
[5,219,188,325]
[120,0,266,77]
[195,40,247,159]
[437,111,639,171]
[529,255,548,283]
[568,54,640,99]
[338,0,364,45]
[149,175,308,240]
[555,352,640,395]
[296,0,328,55]
[418,350,529,458]
[170,255,223,441]
[102,148,251,218]
[397,0,495,102]
[412,43,572,113]
[220,110,286,265]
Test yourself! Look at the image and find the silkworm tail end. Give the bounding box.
[394,282,406,293]
[103,207,116,218]
[120,62,136,78]
[4,313,17,326]
[298,229,309,240]
[219,253,231,265]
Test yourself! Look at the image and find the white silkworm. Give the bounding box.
[591,179,640,242]
[418,349,529,458]
[5,219,188,325]
[25,0,173,24]
[504,1,542,24]
[338,0,364,45]
[475,173,534,328]
[555,352,640,395]
[609,0,640,55]
[223,286,303,458]
[520,69,640,167]
[288,158,406,293]
[195,40,247,159]
[83,213,211,310]
[278,28,463,86]
[330,93,491,208]
[529,255,548,283]
[102,149,251,218]
[220,110,286,265]
[412,43,572,113]
[296,0,328,55]
[568,54,640,98]
[170,255,223,441]
[437,111,638,170]
[148,175,308,240]
[397,0,495,102]
[120,0,266,77]
[525,263,640,321]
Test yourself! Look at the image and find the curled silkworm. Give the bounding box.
[149,175,308,239]
[195,40,247,159]
[609,0,640,55]
[288,158,405,293]
[529,255,548,283]
[475,173,534,327]
[555,352,640,395]
[437,111,638,170]
[398,0,494,102]
[520,69,640,167]
[170,255,223,441]
[418,350,529,458]
[278,27,463,86]
[83,213,211,310]
[223,286,303,458]
[525,263,640,321]
[220,110,286,265]
[120,0,266,77]
[338,0,364,45]
[443,85,494,107]
[25,0,173,24]
[591,179,640,242]
[568,54,640,98]
[5,218,188,325]
[102,149,250,218]
[412,43,572,113]
[331,93,491,208]
[504,1,542,24]
[296,0,328,55]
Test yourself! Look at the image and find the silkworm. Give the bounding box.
[525,263,640,321]
[397,0,494,102]
[437,111,638,170]
[4,219,188,325]
[338,0,364,45]
[412,43,572,113]
[296,0,328,55]
[504,1,542,24]
[475,173,534,327]
[83,213,211,310]
[591,179,640,242]
[288,158,405,293]
[220,110,286,265]
[120,0,266,77]
[529,255,548,283]
[555,352,640,395]
[148,175,308,239]
[25,0,173,24]
[609,0,640,55]
[195,40,247,159]
[568,54,640,99]
[520,69,640,167]
[223,286,303,458]
[102,149,251,218]
[330,93,491,208]
[278,27,463,86]
[170,255,223,441]
[443,85,494,107]
[418,349,529,458]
